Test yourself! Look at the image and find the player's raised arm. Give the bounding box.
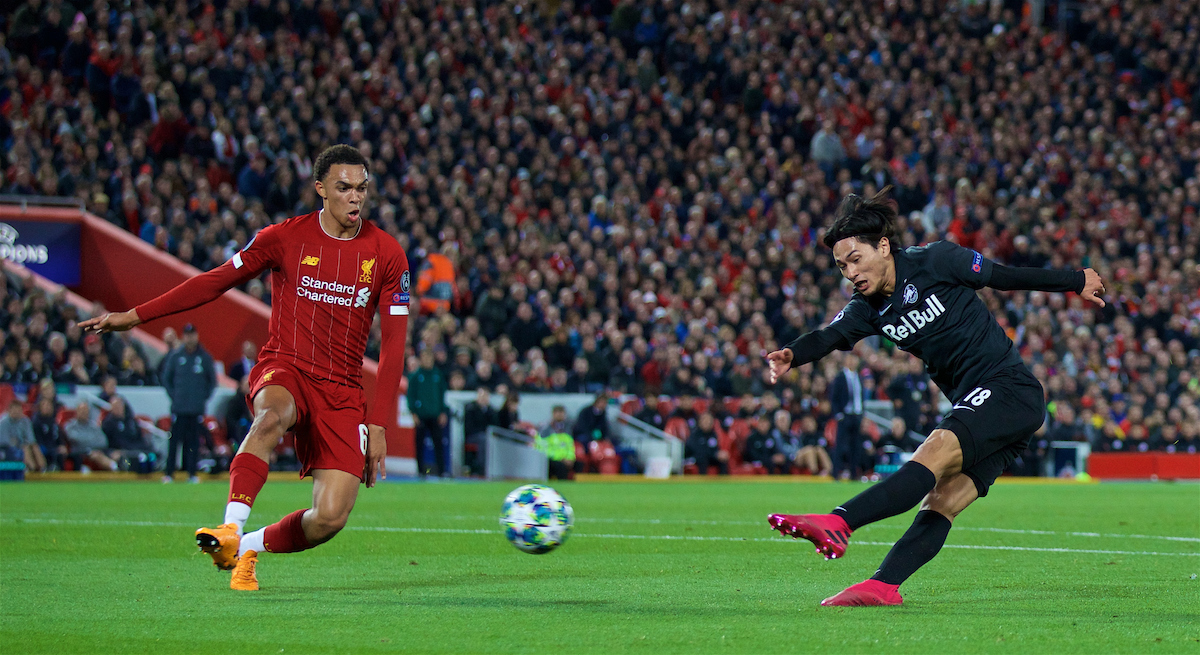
[363,247,412,488]
[988,264,1106,307]
[80,228,279,334]
[925,240,1106,307]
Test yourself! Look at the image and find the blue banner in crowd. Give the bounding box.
[0,220,81,286]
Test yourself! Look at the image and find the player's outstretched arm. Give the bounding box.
[766,327,852,384]
[79,309,142,334]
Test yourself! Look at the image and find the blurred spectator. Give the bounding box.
[830,355,867,480]
[407,347,449,477]
[31,395,66,471]
[224,376,253,451]
[876,417,922,472]
[64,401,117,473]
[633,395,666,431]
[161,324,216,484]
[496,390,524,433]
[743,413,787,474]
[573,394,612,448]
[536,405,576,481]
[462,386,499,477]
[120,354,159,386]
[886,359,930,437]
[685,410,729,475]
[795,414,832,477]
[102,396,156,473]
[97,374,128,409]
[227,340,258,383]
[770,409,803,470]
[0,399,43,472]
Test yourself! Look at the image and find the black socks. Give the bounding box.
[871,510,953,585]
[831,461,937,530]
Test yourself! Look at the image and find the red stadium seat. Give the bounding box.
[664,416,691,441]
[587,440,620,475]
[620,398,642,415]
[204,416,228,448]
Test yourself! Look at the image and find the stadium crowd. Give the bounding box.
[2,0,1199,474]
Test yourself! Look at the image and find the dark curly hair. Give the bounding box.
[313,144,368,183]
[822,185,898,250]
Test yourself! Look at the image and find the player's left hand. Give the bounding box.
[1080,268,1106,308]
[364,423,387,488]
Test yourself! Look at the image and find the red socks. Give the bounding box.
[263,509,313,554]
[228,453,269,507]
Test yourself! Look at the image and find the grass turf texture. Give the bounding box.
[1,479,1197,654]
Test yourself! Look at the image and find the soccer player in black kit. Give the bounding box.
[765,188,1106,606]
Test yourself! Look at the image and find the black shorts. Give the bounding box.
[938,366,1045,497]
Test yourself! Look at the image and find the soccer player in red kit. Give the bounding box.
[80,145,410,591]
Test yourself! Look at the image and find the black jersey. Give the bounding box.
[789,241,1025,404]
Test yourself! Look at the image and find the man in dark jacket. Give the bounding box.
[462,387,499,476]
[573,394,613,447]
[161,324,216,483]
[685,411,729,475]
[743,413,787,474]
[830,354,867,480]
[407,347,449,477]
[102,396,157,472]
[633,394,666,431]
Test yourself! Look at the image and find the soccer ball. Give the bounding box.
[499,484,574,554]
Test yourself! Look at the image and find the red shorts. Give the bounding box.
[247,357,367,481]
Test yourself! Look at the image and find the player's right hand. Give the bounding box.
[766,348,794,384]
[78,309,142,334]
[1080,268,1106,308]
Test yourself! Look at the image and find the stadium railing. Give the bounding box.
[612,410,683,475]
[485,426,548,481]
[0,194,85,211]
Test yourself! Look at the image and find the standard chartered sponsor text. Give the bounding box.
[298,275,357,306]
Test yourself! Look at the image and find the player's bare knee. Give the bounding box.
[248,408,287,441]
[310,511,349,540]
[919,493,961,522]
[912,430,963,479]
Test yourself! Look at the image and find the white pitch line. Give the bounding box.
[4,518,1197,557]
[450,515,1200,544]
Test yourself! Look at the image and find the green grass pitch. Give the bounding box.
[2,478,1197,653]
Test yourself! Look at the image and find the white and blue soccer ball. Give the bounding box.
[499,484,574,554]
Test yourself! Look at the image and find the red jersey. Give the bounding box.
[136,210,410,426]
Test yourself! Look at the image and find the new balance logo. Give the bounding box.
[301,255,320,266]
[881,295,946,342]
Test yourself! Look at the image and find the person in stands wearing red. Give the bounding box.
[81,145,411,591]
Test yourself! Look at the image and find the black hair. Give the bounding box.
[821,185,897,250]
[313,144,368,182]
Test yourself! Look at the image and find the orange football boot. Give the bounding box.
[195,523,240,570]
[230,550,259,591]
